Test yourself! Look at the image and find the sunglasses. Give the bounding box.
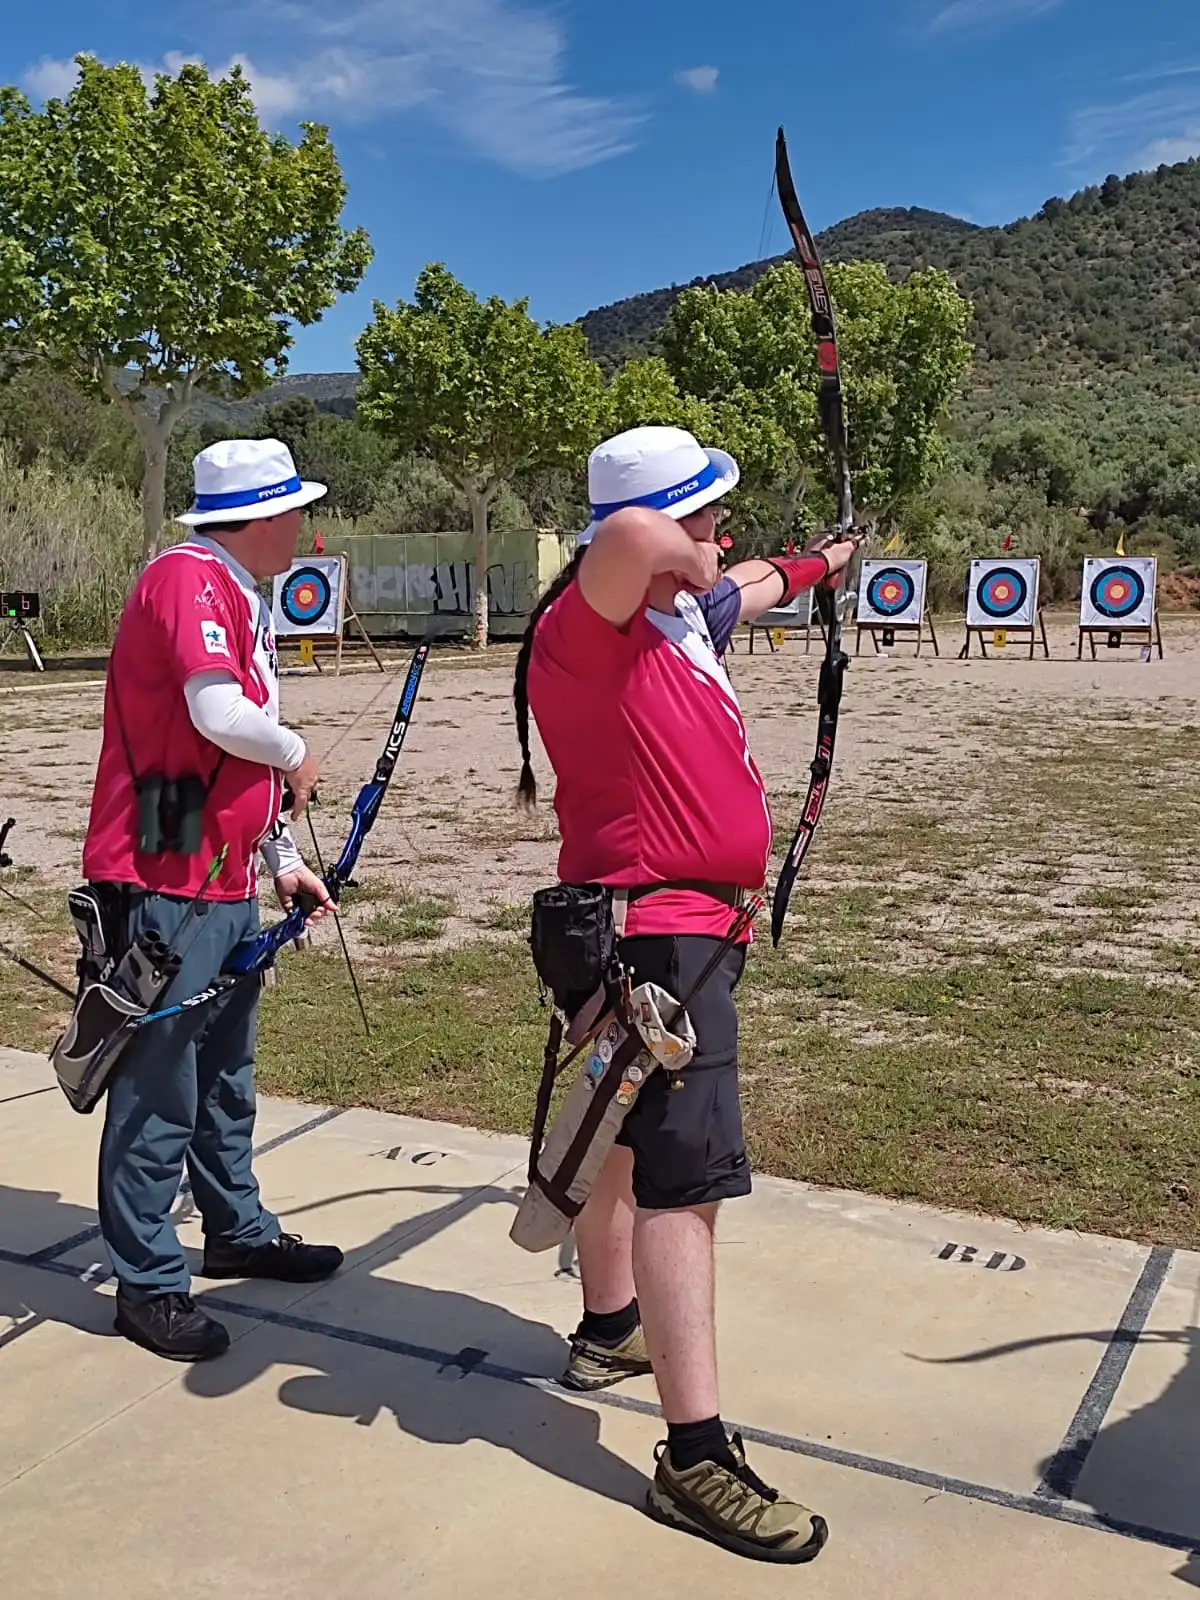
[682,501,731,527]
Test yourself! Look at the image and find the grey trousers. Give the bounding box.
[97,891,279,1298]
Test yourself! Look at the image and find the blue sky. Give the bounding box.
[4,0,1198,371]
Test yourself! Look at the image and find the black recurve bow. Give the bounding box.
[769,126,864,947]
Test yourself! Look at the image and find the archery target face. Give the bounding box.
[1079,557,1156,630]
[966,559,1039,628]
[856,560,926,627]
[272,555,345,637]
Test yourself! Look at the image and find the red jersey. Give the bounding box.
[527,579,771,939]
[83,542,285,901]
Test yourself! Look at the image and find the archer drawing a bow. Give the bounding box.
[769,127,868,948]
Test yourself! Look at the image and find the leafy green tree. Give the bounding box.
[294,414,396,520]
[356,264,606,646]
[984,422,1088,506]
[0,54,371,556]
[661,260,973,537]
[263,396,321,455]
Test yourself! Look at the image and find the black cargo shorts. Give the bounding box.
[613,933,751,1211]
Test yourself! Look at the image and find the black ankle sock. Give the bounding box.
[579,1297,639,1347]
[668,1416,737,1472]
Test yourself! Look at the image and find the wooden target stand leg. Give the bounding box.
[959,611,1049,661]
[855,607,939,657]
[343,598,386,673]
[1076,610,1163,661]
[292,605,386,677]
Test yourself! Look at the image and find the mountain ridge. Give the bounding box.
[190,154,1200,428]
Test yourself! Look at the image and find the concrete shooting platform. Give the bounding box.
[2,1044,1197,1598]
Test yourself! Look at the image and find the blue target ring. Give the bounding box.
[280,566,332,628]
[866,566,916,618]
[976,565,1028,620]
[1089,564,1145,621]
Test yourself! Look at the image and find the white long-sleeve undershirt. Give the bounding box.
[184,670,306,877]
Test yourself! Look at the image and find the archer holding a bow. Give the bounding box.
[79,438,343,1363]
[513,424,861,1563]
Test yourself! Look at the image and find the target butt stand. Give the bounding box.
[273,556,385,676]
[856,615,938,655]
[1076,557,1163,661]
[853,560,937,656]
[958,559,1050,661]
[1076,614,1163,661]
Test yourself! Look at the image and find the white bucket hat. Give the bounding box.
[576,425,739,546]
[176,438,327,526]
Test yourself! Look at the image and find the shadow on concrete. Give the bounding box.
[1062,1327,1200,1585]
[911,1320,1200,1579]
[0,1178,648,1515]
[183,1193,649,1513]
[0,1183,116,1351]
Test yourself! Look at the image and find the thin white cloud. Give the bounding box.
[1066,85,1200,175]
[675,66,719,94]
[927,0,1062,36]
[20,0,642,178]
[22,56,87,100]
[22,49,304,121]
[1118,61,1200,87]
[1134,129,1200,166]
[222,0,643,176]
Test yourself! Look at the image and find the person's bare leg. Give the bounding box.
[633,1202,719,1422]
[574,1144,636,1313]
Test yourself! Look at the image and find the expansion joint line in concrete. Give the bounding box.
[0,1233,1193,1558]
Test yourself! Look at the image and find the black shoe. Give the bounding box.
[114,1289,231,1363]
[199,1231,344,1283]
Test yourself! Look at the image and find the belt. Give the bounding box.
[625,880,747,909]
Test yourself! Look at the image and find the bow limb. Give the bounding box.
[768,128,863,948]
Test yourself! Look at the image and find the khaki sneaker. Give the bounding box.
[646,1432,828,1564]
[560,1323,653,1391]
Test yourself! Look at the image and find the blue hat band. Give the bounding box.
[193,475,303,513]
[589,457,721,522]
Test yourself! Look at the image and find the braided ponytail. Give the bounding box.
[514,550,584,806]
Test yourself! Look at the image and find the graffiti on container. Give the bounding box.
[350,559,535,617]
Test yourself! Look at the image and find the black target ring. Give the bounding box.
[976,565,1029,621]
[866,566,917,619]
[280,565,332,628]
[1089,564,1145,621]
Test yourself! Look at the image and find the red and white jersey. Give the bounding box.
[83,539,284,901]
[527,579,772,939]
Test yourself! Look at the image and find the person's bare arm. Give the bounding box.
[578,508,721,626]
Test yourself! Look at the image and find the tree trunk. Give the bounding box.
[104,370,196,562]
[468,487,491,649]
[781,474,807,541]
[141,433,170,560]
